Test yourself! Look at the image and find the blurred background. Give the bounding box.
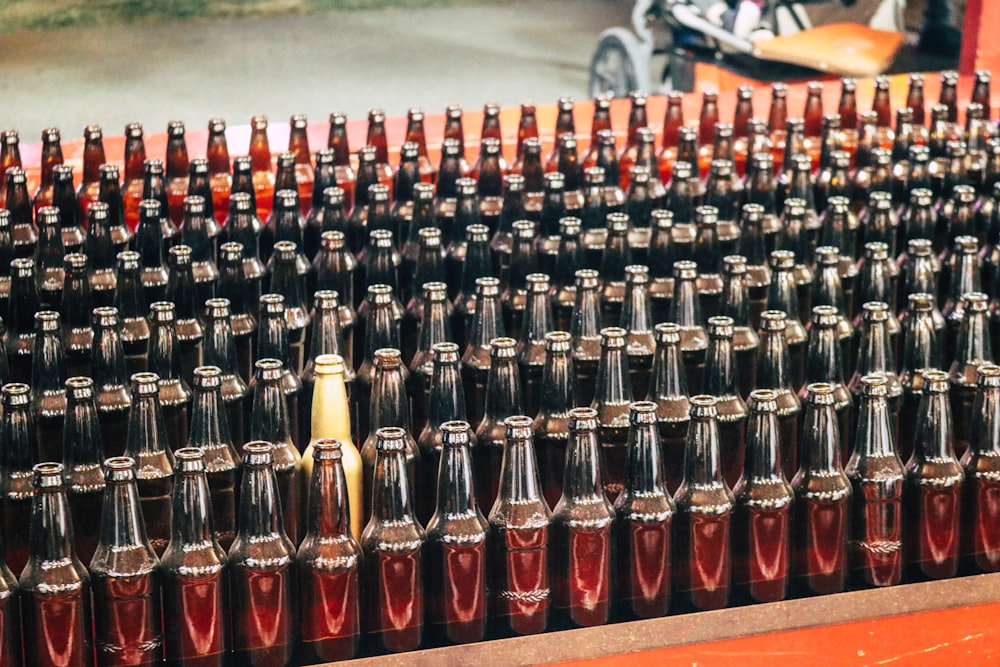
[0,0,964,136]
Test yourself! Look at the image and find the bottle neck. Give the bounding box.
[563,428,606,500]
[427,362,467,425]
[171,471,216,546]
[745,409,783,479]
[250,380,292,446]
[435,442,479,517]
[371,449,418,523]
[705,337,737,396]
[189,387,234,453]
[484,359,522,420]
[469,294,503,350]
[802,403,842,471]
[498,436,544,503]
[855,319,894,376]
[370,366,411,430]
[312,371,352,442]
[29,488,77,562]
[4,406,37,470]
[972,386,1000,455]
[594,348,632,406]
[682,416,725,485]
[63,398,104,467]
[148,321,184,381]
[237,465,286,539]
[31,331,66,392]
[915,391,954,460]
[98,478,152,550]
[854,394,897,458]
[806,327,844,385]
[308,457,353,538]
[126,395,170,456]
[624,422,667,495]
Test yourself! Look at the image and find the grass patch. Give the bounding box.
[0,0,511,32]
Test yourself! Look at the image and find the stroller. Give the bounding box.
[588,0,906,96]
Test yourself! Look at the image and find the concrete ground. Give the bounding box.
[0,0,957,140]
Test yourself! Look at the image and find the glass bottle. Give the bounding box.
[360,346,419,507]
[802,306,854,462]
[424,421,489,645]
[362,427,425,653]
[221,191,265,313]
[570,269,603,405]
[62,376,106,567]
[33,127,65,213]
[249,358,303,545]
[134,199,170,306]
[615,401,672,619]
[4,166,38,258]
[550,407,613,629]
[1,382,37,576]
[114,251,150,376]
[647,209,675,324]
[673,395,734,611]
[34,206,65,310]
[769,250,808,390]
[532,332,576,510]
[188,366,240,552]
[328,111,356,211]
[6,257,39,383]
[179,196,219,308]
[305,353,363,540]
[353,285,401,443]
[312,231,357,363]
[147,301,193,453]
[76,124,106,222]
[159,447,230,667]
[409,282,453,437]
[165,245,205,386]
[904,369,963,581]
[229,442,296,667]
[621,265,655,399]
[792,382,851,595]
[474,338,522,514]
[301,290,350,445]
[950,292,993,455]
[269,242,310,376]
[518,273,552,418]
[846,373,905,588]
[670,260,708,394]
[898,292,943,462]
[463,277,504,429]
[256,294,303,450]
[31,310,67,463]
[141,159,178,248]
[203,298,248,447]
[453,224,490,351]
[488,415,550,636]
[962,364,1000,572]
[124,372,176,557]
[92,307,131,458]
[646,323,690,493]
[705,316,750,489]
[296,439,362,663]
[599,212,630,325]
[217,242,258,387]
[756,311,803,481]
[247,116,275,221]
[89,456,163,666]
[733,389,794,603]
[812,245,854,368]
[722,255,760,399]
[20,463,93,667]
[591,327,632,500]
[53,164,84,255]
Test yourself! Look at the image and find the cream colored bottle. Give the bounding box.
[303,354,364,538]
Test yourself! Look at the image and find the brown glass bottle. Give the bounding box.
[812,245,855,369]
[1,382,37,576]
[353,284,401,442]
[249,358,303,545]
[424,421,488,646]
[670,260,708,395]
[646,323,690,493]
[950,292,993,456]
[53,164,84,255]
[165,245,205,386]
[29,310,66,463]
[462,277,504,429]
[6,257,39,383]
[118,125,147,229]
[92,307,132,458]
[802,306,854,462]
[792,383,852,596]
[962,364,1000,572]
[256,294,303,450]
[296,440,362,663]
[124,372,176,557]
[615,401,672,619]
[733,389,794,603]
[20,463,94,667]
[620,265,655,399]
[591,327,632,500]
[0,479,19,665]
[4,166,37,260]
[179,196,219,308]
[32,127,63,213]
[473,338,522,514]
[488,415,550,636]
[517,273,552,418]
[756,311,803,481]
[570,269,603,405]
[76,124,105,223]
[141,159,179,248]
[188,366,240,553]
[769,250,808,390]
[62,376,106,566]
[63,255,94,378]
[549,407,613,629]
[362,427,425,653]
[133,199,170,306]
[202,298,248,447]
[453,224,490,351]
[531,331,576,510]
[409,282,452,438]
[673,395,734,611]
[722,255,761,399]
[159,447,230,667]
[229,442,296,667]
[89,456,164,667]
[163,121,190,228]
[147,302,193,452]
[327,111,356,211]
[114,251,150,376]
[34,206,65,310]
[705,316,750,489]
[845,373,905,588]
[902,369,962,581]
[221,191,266,311]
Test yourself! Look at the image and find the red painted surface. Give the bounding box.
[553,602,1000,666]
[960,0,1000,76]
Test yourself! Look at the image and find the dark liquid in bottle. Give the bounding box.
[907,483,961,580]
[718,420,747,491]
[100,408,130,458]
[734,504,790,603]
[298,565,360,663]
[599,426,628,499]
[69,488,104,575]
[850,481,902,588]
[3,495,30,576]
[674,511,731,611]
[794,495,849,595]
[207,472,237,553]
[162,404,190,452]
[365,551,423,653]
[552,526,611,628]
[230,564,294,667]
[426,541,488,645]
[161,571,228,667]
[0,587,20,667]
[616,521,670,619]
[536,435,567,511]
[91,570,163,666]
[491,524,549,636]
[22,588,94,667]
[964,476,1000,572]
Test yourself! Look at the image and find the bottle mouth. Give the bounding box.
[33,462,64,488]
[375,427,408,452]
[314,354,346,374]
[311,439,344,460]
[242,441,274,466]
[174,447,206,473]
[441,421,472,447]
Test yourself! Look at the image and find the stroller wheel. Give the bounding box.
[588,30,644,99]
